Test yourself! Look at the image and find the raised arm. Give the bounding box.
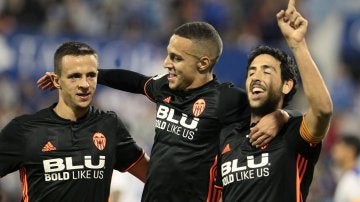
[97,69,151,94]
[277,0,333,141]
[37,69,151,95]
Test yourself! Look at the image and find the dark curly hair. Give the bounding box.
[246,45,298,107]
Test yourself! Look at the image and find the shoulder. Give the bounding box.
[217,82,246,98]
[89,106,118,119]
[281,114,304,135]
[88,107,129,130]
[147,74,168,86]
[12,107,53,124]
[144,74,169,96]
[287,112,303,124]
[1,108,51,136]
[216,82,248,109]
[151,74,168,81]
[221,122,249,137]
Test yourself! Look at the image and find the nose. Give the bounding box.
[163,55,172,70]
[251,70,263,81]
[79,77,90,89]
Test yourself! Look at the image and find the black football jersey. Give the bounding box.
[0,104,144,202]
[218,115,321,202]
[97,69,250,202]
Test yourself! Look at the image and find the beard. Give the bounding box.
[250,87,282,116]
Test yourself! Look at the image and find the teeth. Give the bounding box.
[252,87,264,93]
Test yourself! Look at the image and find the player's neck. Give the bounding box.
[250,115,262,126]
[54,102,88,122]
[186,73,214,91]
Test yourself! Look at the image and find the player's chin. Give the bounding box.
[77,98,93,108]
[249,101,263,109]
[168,81,178,90]
[78,102,91,109]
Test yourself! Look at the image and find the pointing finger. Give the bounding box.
[288,0,296,8]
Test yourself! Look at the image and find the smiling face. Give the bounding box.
[245,54,287,115]
[56,54,98,112]
[163,35,203,91]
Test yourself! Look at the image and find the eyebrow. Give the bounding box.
[67,72,82,78]
[249,65,277,71]
[67,71,97,78]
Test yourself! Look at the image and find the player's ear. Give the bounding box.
[282,79,294,94]
[50,73,61,89]
[197,56,211,72]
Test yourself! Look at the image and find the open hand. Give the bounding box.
[37,72,57,91]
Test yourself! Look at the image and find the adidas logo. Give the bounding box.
[222,144,231,155]
[163,96,171,103]
[42,141,56,152]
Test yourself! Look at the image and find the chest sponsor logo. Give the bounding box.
[155,105,199,140]
[42,156,105,182]
[221,153,270,186]
[93,132,106,151]
[192,98,206,117]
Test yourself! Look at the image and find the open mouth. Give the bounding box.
[168,73,177,81]
[77,92,91,101]
[251,87,265,94]
[249,84,266,99]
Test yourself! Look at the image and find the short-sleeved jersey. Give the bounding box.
[97,69,250,201]
[141,74,249,202]
[0,104,144,202]
[218,115,321,202]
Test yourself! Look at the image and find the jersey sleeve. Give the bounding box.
[113,117,144,172]
[0,118,25,177]
[141,74,169,102]
[97,69,151,95]
[285,116,322,157]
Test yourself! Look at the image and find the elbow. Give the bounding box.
[319,99,333,119]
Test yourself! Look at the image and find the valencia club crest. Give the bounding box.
[93,132,106,151]
[193,98,206,117]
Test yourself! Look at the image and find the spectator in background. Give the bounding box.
[332,135,360,202]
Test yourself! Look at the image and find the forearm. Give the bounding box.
[291,41,332,117]
[98,69,150,94]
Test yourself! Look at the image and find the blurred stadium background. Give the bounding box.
[0,0,360,201]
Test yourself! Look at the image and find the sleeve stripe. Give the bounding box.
[206,155,222,202]
[296,154,308,202]
[300,117,323,144]
[122,149,145,172]
[144,77,155,102]
[20,167,29,202]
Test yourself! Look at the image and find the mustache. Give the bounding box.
[249,80,264,90]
